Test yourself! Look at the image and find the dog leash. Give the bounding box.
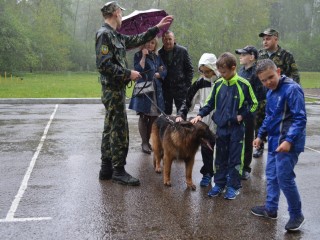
[141,92,176,126]
[127,71,176,126]
[128,69,154,97]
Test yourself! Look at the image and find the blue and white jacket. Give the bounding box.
[258,76,306,153]
[198,74,258,128]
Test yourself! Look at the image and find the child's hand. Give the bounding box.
[253,138,262,149]
[176,116,183,122]
[236,115,243,123]
[191,115,202,124]
[276,141,291,152]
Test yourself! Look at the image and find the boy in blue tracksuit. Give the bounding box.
[191,52,258,200]
[251,59,307,232]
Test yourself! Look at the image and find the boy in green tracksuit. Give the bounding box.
[191,52,258,199]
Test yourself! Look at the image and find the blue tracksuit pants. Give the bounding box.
[265,152,303,218]
[214,123,244,189]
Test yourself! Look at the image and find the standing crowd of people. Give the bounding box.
[95,1,306,232]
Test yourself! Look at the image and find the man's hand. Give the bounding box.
[130,70,142,81]
[156,15,174,30]
[190,115,202,124]
[154,72,160,79]
[276,141,291,152]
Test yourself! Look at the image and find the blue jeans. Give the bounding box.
[265,151,303,218]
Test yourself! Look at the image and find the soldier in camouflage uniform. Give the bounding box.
[95,1,173,185]
[254,28,300,158]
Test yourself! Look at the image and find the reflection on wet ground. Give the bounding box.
[0,104,319,239]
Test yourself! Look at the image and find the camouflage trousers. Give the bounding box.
[101,85,129,168]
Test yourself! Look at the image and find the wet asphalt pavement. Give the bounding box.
[0,101,319,240]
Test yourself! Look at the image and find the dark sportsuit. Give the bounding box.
[159,43,194,115]
[95,23,159,170]
[238,63,267,173]
[198,74,258,190]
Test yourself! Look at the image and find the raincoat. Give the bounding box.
[178,53,220,132]
[257,76,306,153]
[129,51,167,114]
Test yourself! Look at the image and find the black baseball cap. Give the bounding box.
[235,45,258,59]
[258,28,279,37]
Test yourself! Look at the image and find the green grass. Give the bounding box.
[0,72,102,98]
[300,72,320,88]
[0,71,319,98]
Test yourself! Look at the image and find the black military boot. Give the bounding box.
[112,167,140,186]
[99,160,113,180]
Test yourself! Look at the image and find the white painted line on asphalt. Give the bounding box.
[305,146,320,154]
[0,104,59,223]
[0,217,52,223]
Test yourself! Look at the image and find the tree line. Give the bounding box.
[0,0,319,74]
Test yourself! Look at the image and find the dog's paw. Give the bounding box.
[187,184,196,191]
[164,181,172,187]
[155,167,162,173]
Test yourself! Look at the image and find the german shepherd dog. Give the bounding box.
[151,115,215,190]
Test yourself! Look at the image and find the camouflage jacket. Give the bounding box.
[258,45,300,84]
[95,23,159,89]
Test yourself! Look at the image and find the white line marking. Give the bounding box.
[305,146,320,154]
[0,217,52,223]
[3,104,58,222]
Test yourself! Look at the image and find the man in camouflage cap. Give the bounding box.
[254,28,300,158]
[258,28,300,83]
[96,1,173,185]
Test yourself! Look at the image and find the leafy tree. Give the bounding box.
[0,0,319,72]
[0,1,36,74]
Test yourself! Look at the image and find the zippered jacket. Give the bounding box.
[238,63,267,102]
[257,76,306,153]
[198,74,258,128]
[158,44,194,91]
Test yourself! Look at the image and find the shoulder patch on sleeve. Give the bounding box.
[101,45,109,55]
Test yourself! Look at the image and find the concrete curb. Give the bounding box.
[0,98,318,105]
[0,98,102,104]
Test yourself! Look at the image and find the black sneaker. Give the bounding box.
[251,205,277,219]
[253,148,264,158]
[285,216,305,231]
[112,168,140,186]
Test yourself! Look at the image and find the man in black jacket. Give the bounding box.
[159,31,194,115]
